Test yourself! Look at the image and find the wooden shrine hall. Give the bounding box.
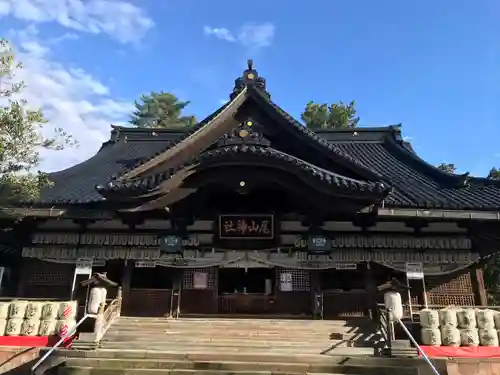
[1,60,500,318]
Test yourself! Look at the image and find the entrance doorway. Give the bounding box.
[218,267,276,314]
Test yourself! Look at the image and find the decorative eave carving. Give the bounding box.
[230,59,269,100]
[216,118,270,147]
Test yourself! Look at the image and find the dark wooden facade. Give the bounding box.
[1,61,499,319]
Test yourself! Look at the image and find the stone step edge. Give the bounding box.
[63,358,361,371]
[49,349,370,361]
[98,345,367,351]
[57,350,431,367]
[64,357,417,370]
[58,366,351,375]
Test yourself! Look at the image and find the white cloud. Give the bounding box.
[49,32,79,44]
[0,0,154,44]
[203,22,275,50]
[203,26,235,43]
[237,23,275,49]
[4,26,133,172]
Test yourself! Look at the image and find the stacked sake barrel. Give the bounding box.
[0,300,77,337]
[420,308,500,347]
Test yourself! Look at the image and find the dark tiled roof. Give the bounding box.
[114,86,382,183]
[38,137,172,204]
[248,86,383,180]
[336,136,500,210]
[96,144,388,199]
[37,124,500,210]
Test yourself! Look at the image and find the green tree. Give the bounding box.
[129,91,197,129]
[0,38,74,205]
[436,163,456,174]
[485,257,500,304]
[301,100,359,130]
[487,167,500,180]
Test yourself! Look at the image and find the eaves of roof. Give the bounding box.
[96,144,389,201]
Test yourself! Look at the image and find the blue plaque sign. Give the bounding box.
[161,235,182,253]
[307,235,331,254]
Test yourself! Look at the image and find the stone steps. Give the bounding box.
[99,344,373,355]
[89,317,383,373]
[58,367,350,375]
[62,358,368,372]
[105,331,363,339]
[50,348,367,362]
[112,318,366,326]
[51,349,423,375]
[100,317,379,353]
[102,337,341,345]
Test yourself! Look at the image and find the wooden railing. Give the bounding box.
[375,305,393,356]
[93,287,122,341]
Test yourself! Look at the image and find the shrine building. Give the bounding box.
[1,61,500,318]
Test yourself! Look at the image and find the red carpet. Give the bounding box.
[0,335,73,348]
[421,345,500,358]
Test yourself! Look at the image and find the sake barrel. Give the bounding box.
[0,318,7,336]
[8,301,28,319]
[41,302,59,320]
[439,308,458,328]
[476,309,495,330]
[479,328,499,346]
[0,302,9,318]
[420,328,441,346]
[56,319,76,338]
[419,309,439,329]
[457,308,477,329]
[384,292,403,321]
[21,319,41,336]
[5,318,23,336]
[38,319,57,336]
[88,287,107,314]
[460,328,479,346]
[58,301,77,320]
[440,327,461,347]
[24,302,43,320]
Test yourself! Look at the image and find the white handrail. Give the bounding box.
[396,318,441,375]
[31,314,96,374]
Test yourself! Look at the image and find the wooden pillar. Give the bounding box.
[310,269,320,317]
[213,267,219,314]
[121,260,133,313]
[16,259,28,297]
[364,262,376,319]
[472,268,488,306]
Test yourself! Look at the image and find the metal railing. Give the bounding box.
[31,288,123,374]
[396,318,441,375]
[381,306,440,375]
[31,313,96,374]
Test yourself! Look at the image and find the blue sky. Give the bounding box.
[1,0,499,176]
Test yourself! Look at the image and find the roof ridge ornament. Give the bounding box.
[230,59,269,100]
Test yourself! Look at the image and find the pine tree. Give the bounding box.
[129,91,196,128]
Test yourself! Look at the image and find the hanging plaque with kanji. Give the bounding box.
[218,214,274,239]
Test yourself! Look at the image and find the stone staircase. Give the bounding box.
[42,317,429,375]
[50,349,429,375]
[100,317,379,354]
